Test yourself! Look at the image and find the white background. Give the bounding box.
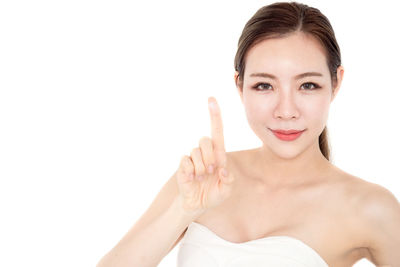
[0,0,398,266]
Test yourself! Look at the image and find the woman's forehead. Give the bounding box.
[244,33,329,78]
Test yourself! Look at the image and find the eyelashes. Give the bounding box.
[252,82,322,91]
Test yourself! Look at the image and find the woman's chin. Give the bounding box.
[271,149,304,160]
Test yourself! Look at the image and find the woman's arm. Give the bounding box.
[360,184,400,267]
[96,175,201,267]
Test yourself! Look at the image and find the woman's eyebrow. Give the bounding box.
[249,72,323,80]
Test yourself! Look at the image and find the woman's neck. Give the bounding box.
[250,142,331,188]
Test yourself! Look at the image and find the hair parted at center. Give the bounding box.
[234,1,342,161]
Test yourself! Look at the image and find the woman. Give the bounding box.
[97,2,400,267]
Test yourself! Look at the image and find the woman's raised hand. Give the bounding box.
[176,97,235,214]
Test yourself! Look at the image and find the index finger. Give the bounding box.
[208,96,226,167]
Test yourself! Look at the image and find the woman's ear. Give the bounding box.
[234,71,239,86]
[331,65,344,102]
[234,71,244,102]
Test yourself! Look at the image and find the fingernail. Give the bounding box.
[208,101,216,110]
[208,164,214,174]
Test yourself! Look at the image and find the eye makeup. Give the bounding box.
[251,82,322,91]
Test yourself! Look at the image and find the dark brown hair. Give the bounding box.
[234,1,341,161]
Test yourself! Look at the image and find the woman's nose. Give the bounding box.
[273,91,300,120]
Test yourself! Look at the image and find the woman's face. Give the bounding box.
[236,31,344,159]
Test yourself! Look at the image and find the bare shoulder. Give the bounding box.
[358,182,400,266]
[336,170,399,228]
[342,173,400,266]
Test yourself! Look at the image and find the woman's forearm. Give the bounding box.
[96,196,201,267]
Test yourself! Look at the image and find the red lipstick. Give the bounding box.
[270,129,305,141]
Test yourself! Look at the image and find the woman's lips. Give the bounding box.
[270,129,306,141]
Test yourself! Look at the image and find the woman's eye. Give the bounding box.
[252,82,321,91]
[301,82,321,90]
[252,83,272,91]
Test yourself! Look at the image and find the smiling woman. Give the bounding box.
[235,30,341,163]
[95,2,400,267]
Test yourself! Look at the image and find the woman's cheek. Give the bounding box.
[245,98,273,123]
[304,97,331,132]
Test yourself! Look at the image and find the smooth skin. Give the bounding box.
[183,32,400,266]
[176,97,235,213]
[98,31,400,267]
[96,96,237,267]
[188,97,400,266]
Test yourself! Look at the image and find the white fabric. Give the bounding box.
[177,221,329,267]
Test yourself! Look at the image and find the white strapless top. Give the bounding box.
[177,222,329,267]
